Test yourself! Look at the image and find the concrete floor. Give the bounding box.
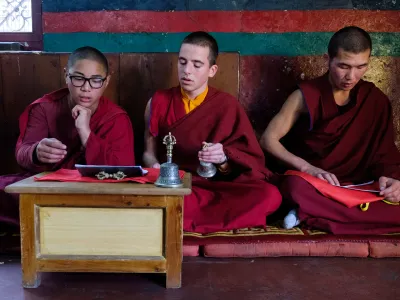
[0,256,399,300]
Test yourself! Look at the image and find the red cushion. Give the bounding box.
[183,226,400,258]
[203,241,369,257]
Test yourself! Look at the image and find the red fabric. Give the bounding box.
[34,168,184,184]
[281,175,400,234]
[0,174,30,227]
[203,242,370,258]
[285,170,383,208]
[16,88,135,173]
[150,86,281,233]
[285,74,400,183]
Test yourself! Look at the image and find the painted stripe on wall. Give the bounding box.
[43,32,400,56]
[42,0,400,12]
[43,10,400,33]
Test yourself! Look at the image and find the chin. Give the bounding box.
[78,101,93,108]
[180,85,194,92]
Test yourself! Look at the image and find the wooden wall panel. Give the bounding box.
[1,53,62,135]
[119,53,177,164]
[1,53,62,174]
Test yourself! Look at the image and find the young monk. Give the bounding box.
[0,46,135,228]
[260,26,400,234]
[143,31,281,234]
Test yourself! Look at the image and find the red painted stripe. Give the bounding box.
[242,10,400,33]
[43,10,400,33]
[43,11,241,33]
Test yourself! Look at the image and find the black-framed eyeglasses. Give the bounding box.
[68,75,107,89]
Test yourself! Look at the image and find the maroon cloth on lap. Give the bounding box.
[150,87,281,233]
[280,74,400,234]
[281,176,400,235]
[0,174,30,227]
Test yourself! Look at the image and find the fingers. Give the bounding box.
[381,188,400,203]
[43,138,67,150]
[379,176,390,190]
[39,139,67,154]
[377,178,400,202]
[198,142,225,163]
[152,163,161,169]
[72,105,91,119]
[316,172,340,186]
[380,184,399,201]
[329,174,340,186]
[199,154,226,164]
[383,195,400,203]
[37,152,64,163]
[36,138,67,164]
[316,174,327,182]
[201,142,221,152]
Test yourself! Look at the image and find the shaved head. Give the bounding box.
[67,46,109,74]
[328,26,372,59]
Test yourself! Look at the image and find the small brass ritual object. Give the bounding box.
[155,132,183,188]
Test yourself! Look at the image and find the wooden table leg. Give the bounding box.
[165,196,183,288]
[20,195,41,288]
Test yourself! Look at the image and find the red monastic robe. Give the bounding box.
[281,74,400,234]
[150,86,281,233]
[0,88,135,228]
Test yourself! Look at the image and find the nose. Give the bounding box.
[345,68,356,81]
[80,79,91,91]
[183,63,192,75]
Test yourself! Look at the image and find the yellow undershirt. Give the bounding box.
[181,86,208,114]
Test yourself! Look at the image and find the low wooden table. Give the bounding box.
[5,173,192,289]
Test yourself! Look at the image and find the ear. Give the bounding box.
[103,74,111,89]
[324,53,331,63]
[64,67,68,84]
[324,53,331,69]
[208,64,218,78]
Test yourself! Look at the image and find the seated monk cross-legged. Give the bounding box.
[143,31,282,234]
[260,26,400,234]
[0,46,135,229]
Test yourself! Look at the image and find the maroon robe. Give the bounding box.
[281,74,400,234]
[1,88,135,228]
[150,86,281,233]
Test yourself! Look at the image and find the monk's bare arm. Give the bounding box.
[260,90,340,185]
[260,90,310,171]
[142,99,160,168]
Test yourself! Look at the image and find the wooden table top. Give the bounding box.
[5,172,192,196]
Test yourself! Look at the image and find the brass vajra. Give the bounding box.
[163,132,176,163]
[95,171,127,180]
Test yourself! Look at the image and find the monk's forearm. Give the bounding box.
[16,143,48,172]
[263,138,310,172]
[77,128,91,147]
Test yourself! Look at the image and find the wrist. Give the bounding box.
[298,160,311,173]
[216,154,228,166]
[77,128,91,147]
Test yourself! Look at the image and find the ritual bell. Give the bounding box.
[197,143,217,178]
[155,132,183,188]
[197,161,217,178]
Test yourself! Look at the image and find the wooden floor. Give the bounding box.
[0,256,399,300]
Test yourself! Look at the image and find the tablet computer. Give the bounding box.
[75,164,148,177]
